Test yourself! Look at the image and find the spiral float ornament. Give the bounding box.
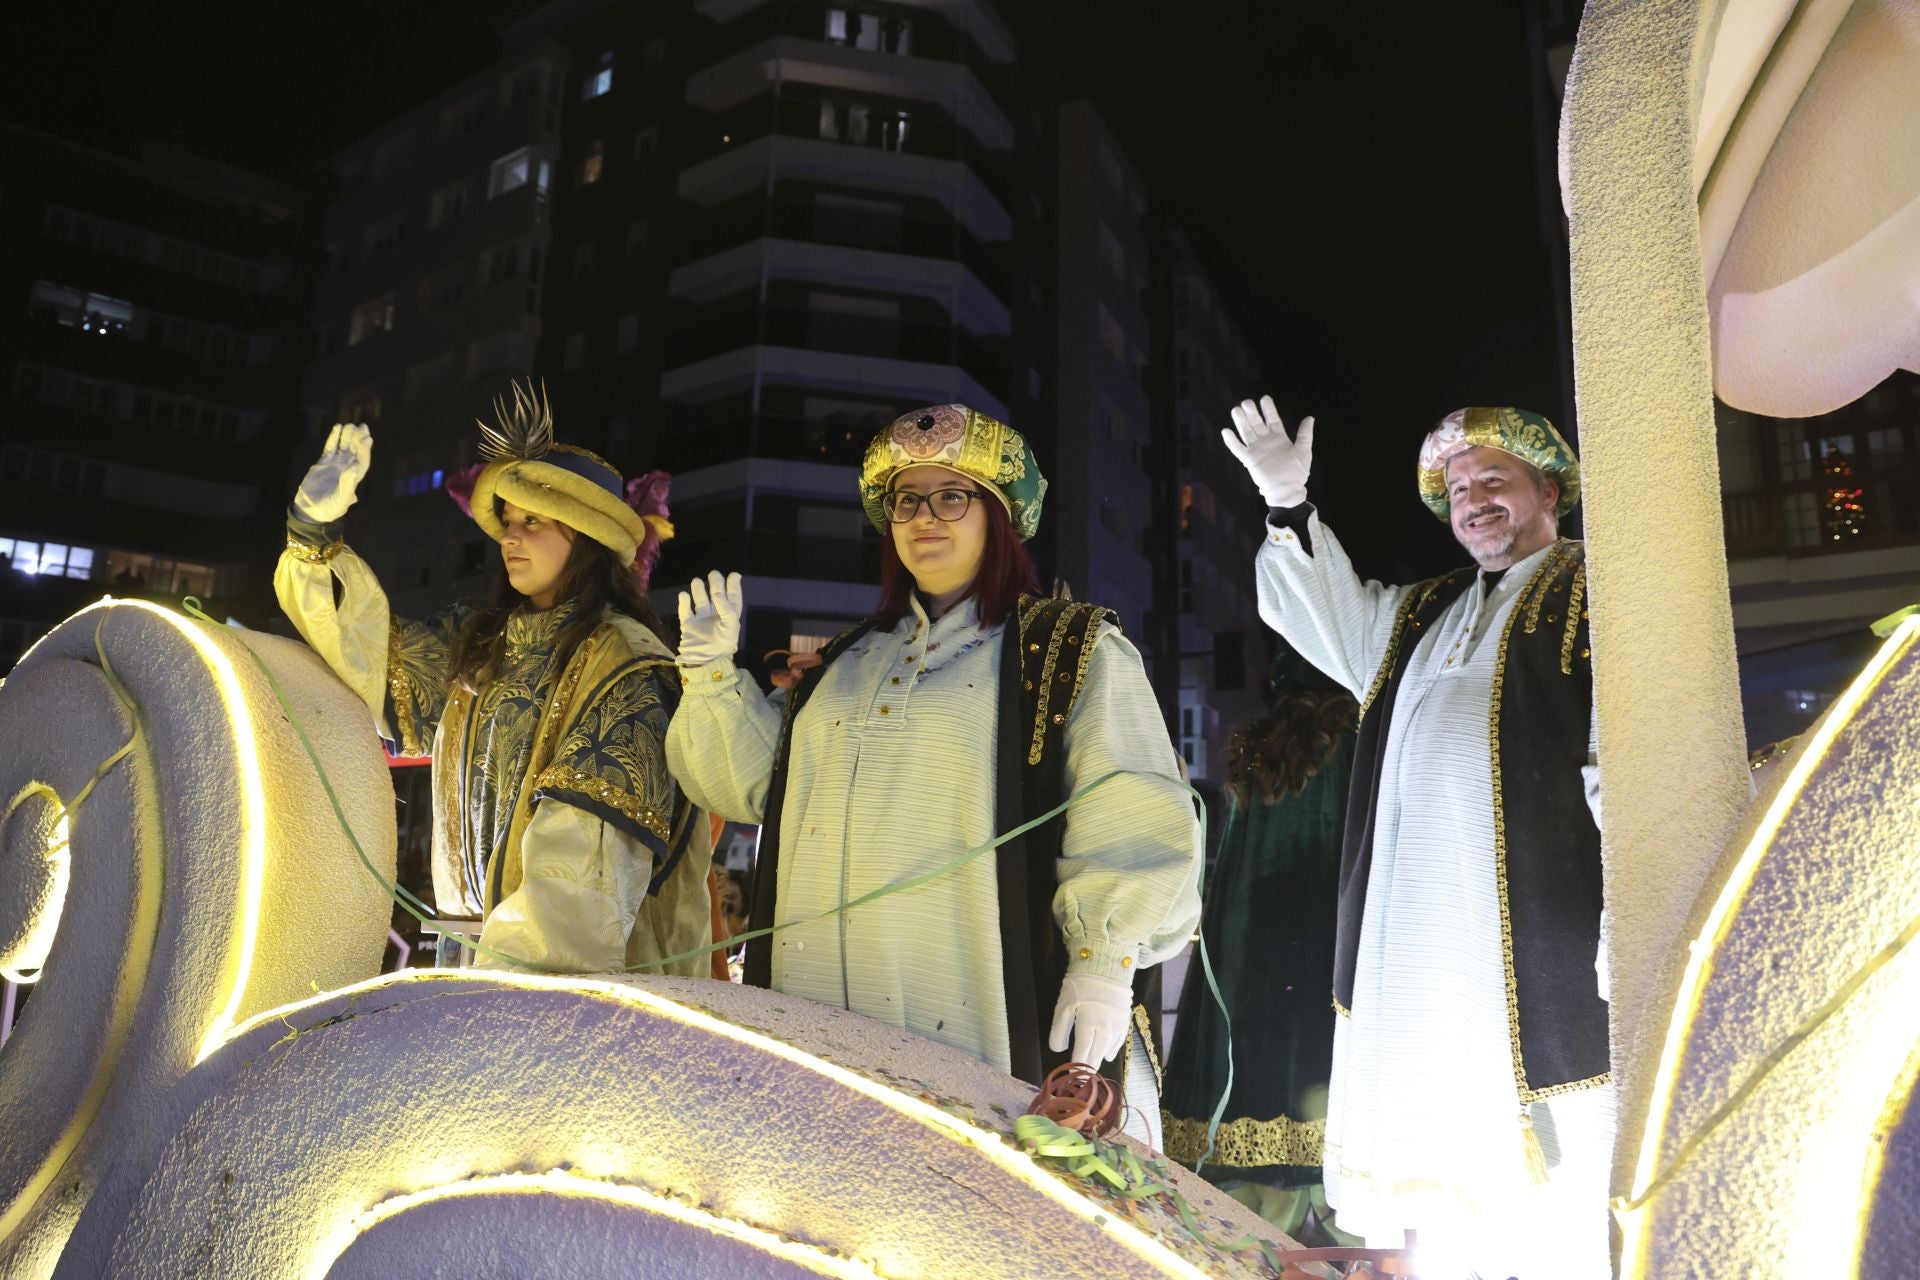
[52,970,1290,1279]
[1617,613,1920,1276]
[0,600,396,1278]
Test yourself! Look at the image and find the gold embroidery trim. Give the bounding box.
[1520,539,1573,636]
[533,762,670,840]
[1358,575,1451,721]
[1027,606,1075,765]
[1332,993,1350,1018]
[1132,1002,1163,1094]
[1490,586,1610,1105]
[535,633,598,765]
[1560,562,1587,675]
[387,618,429,758]
[1068,608,1109,717]
[1160,1111,1326,1169]
[286,535,344,564]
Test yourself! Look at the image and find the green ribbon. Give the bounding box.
[177,596,1240,1183]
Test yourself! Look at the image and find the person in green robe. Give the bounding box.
[1161,642,1356,1238]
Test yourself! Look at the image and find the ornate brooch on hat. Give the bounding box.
[858,403,1048,541]
[1415,406,1582,520]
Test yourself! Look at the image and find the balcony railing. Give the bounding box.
[700,1,1015,106]
[673,192,1011,297]
[661,299,1010,395]
[684,92,1012,209]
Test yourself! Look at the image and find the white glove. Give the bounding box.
[676,569,743,667]
[294,423,373,524]
[1048,972,1133,1068]
[1222,395,1313,508]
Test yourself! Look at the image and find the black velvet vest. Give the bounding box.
[744,595,1116,1086]
[1337,539,1608,1097]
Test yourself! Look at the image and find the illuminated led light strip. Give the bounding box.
[229,969,1216,1279]
[309,1170,886,1280]
[1853,1037,1920,1271]
[1617,614,1920,1275]
[41,598,269,1064]
[0,613,166,1248]
[0,798,67,985]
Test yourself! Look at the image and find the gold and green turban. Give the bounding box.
[1416,406,1581,520]
[858,404,1047,541]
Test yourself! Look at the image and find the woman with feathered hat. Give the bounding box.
[275,381,714,976]
[665,404,1201,1102]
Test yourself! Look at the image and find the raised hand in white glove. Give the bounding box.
[294,423,374,524]
[676,569,744,668]
[1221,395,1313,509]
[1048,971,1133,1068]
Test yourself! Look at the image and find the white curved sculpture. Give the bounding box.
[52,970,1289,1279]
[0,601,396,1278]
[1696,0,1920,417]
[1616,613,1920,1275]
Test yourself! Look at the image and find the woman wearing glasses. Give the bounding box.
[666,404,1200,1099]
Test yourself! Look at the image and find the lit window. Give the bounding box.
[429,179,471,228]
[579,140,604,186]
[1098,305,1126,364]
[581,50,612,100]
[347,293,396,346]
[880,110,909,152]
[488,147,535,198]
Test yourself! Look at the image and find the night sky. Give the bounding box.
[6,0,1566,580]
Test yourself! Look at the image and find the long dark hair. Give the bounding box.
[873,488,1038,629]
[449,523,670,695]
[1224,681,1358,806]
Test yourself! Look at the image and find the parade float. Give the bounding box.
[2,0,1916,1275]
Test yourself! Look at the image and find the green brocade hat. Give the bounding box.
[1415,406,1582,520]
[858,404,1047,541]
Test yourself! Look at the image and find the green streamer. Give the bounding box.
[173,596,1240,1180]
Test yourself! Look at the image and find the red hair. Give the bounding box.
[874,491,1038,629]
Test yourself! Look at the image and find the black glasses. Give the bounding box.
[881,487,982,523]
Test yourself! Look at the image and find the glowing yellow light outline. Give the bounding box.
[24,598,269,1063]
[0,793,69,984]
[1854,1037,1920,1271]
[1617,614,1920,1275]
[227,969,1219,1280]
[310,1170,887,1280]
[0,606,167,1251]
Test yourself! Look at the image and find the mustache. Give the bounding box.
[1461,505,1506,525]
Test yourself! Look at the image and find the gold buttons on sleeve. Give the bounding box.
[1078,947,1092,960]
[1121,956,1133,969]
[877,705,891,715]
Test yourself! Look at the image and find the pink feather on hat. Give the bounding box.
[442,463,485,519]
[626,469,673,592]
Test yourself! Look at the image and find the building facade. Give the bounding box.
[307,0,1043,667]
[0,123,311,662]
[304,39,571,620]
[1163,233,1266,783]
[1717,372,1920,746]
[1051,103,1154,635]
